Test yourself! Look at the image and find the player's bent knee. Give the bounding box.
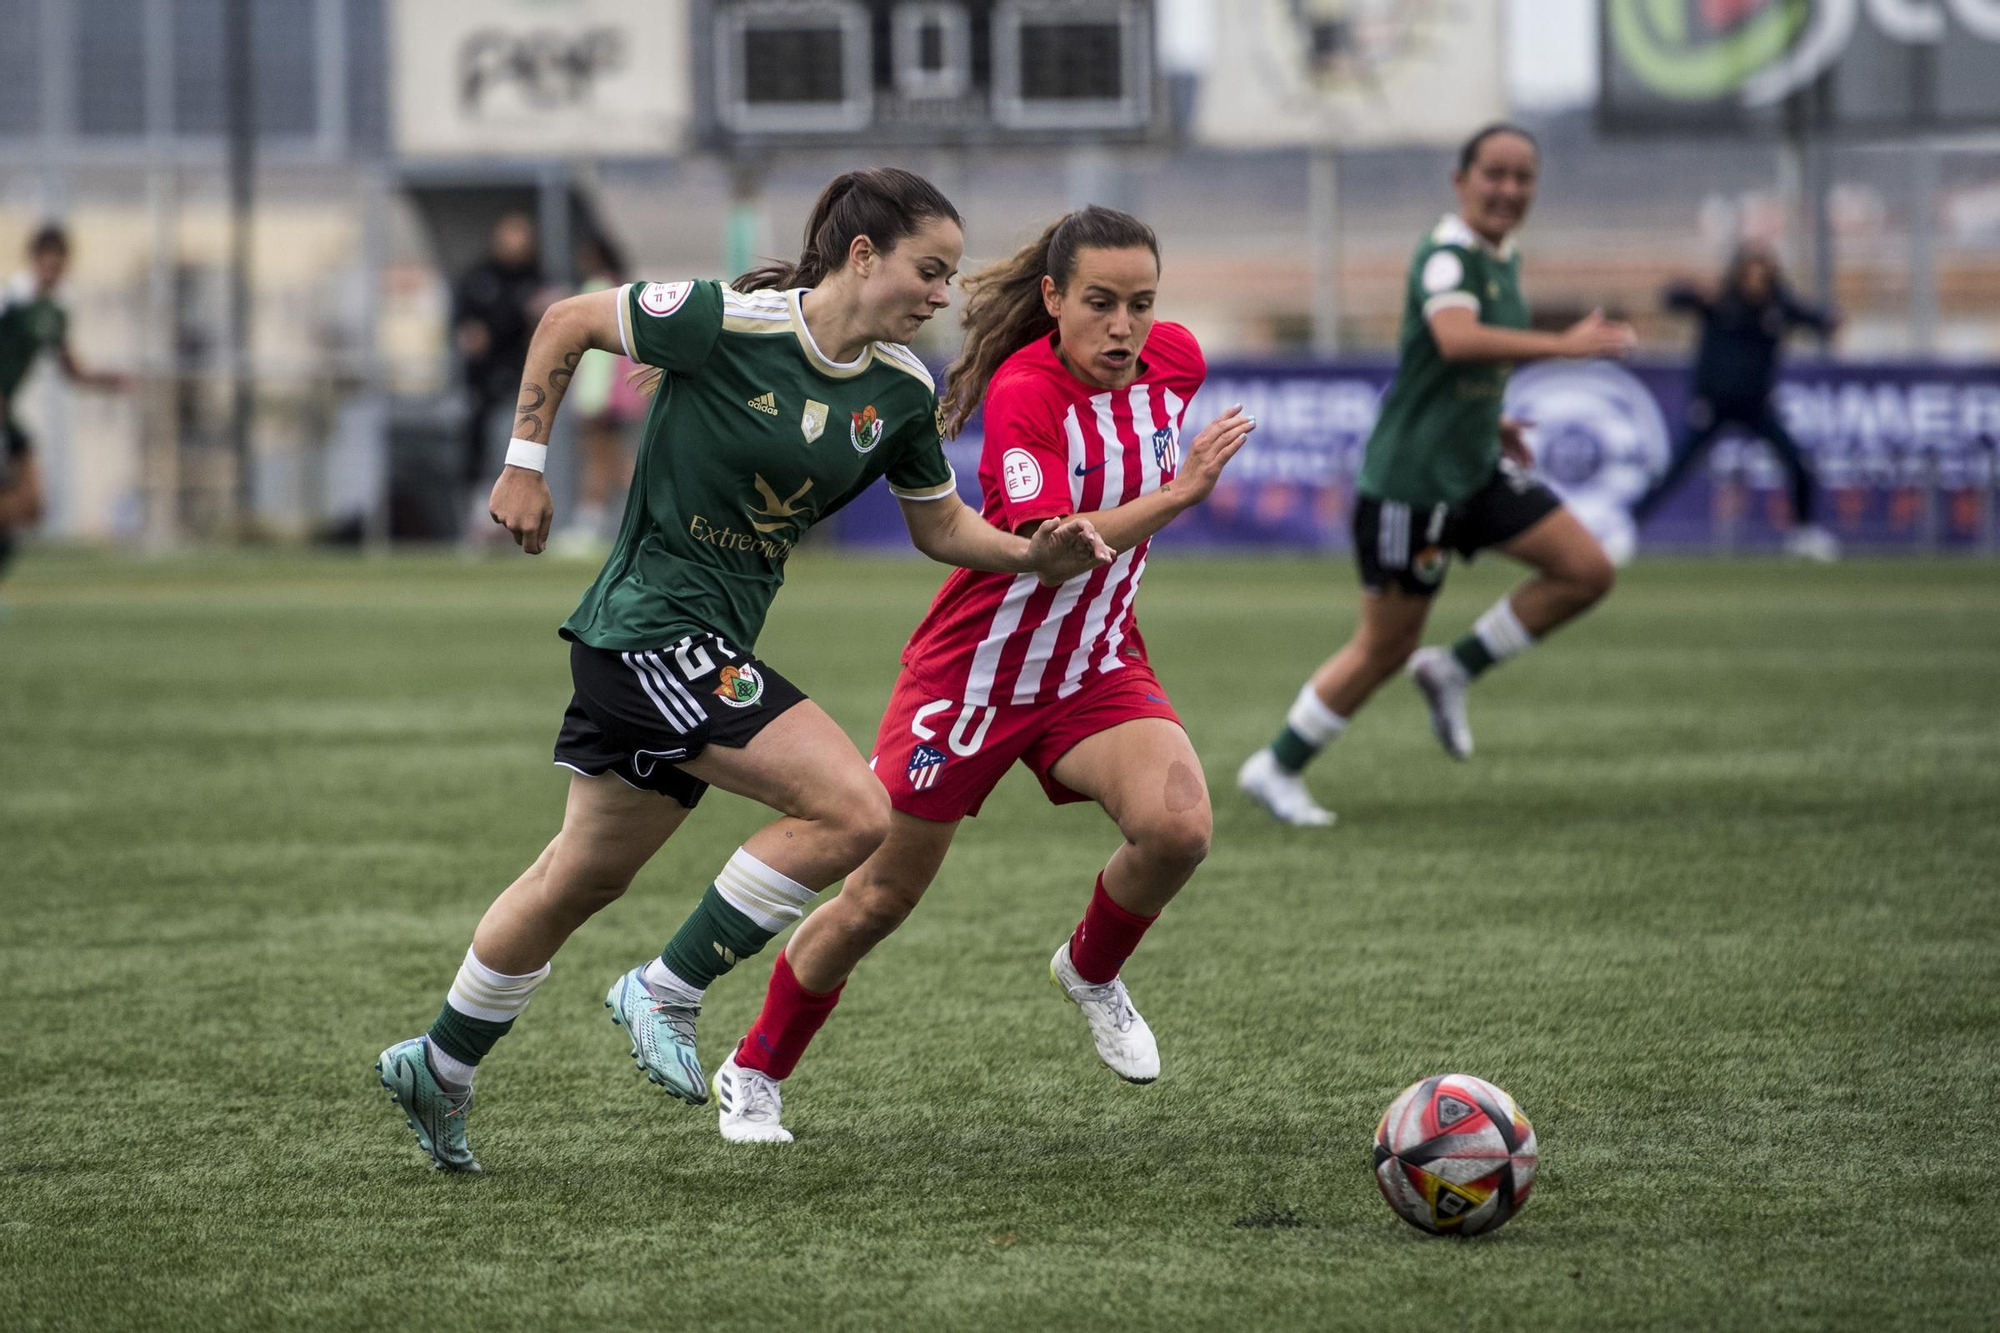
[820,777,892,867]
[1130,808,1213,874]
[1582,555,1616,603]
[1562,553,1615,606]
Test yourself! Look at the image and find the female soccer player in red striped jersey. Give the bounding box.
[706,206,1257,1142]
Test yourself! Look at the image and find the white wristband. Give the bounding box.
[504,438,548,473]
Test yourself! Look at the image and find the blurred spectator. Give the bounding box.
[452,213,546,534]
[1636,243,1842,560]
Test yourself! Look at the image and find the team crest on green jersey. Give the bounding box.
[802,399,829,443]
[851,404,884,453]
[713,663,764,708]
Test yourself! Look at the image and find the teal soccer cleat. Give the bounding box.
[605,967,708,1105]
[375,1037,481,1173]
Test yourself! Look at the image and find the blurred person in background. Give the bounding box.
[452,212,547,540]
[1634,242,1841,561]
[551,240,644,555]
[708,207,1257,1144]
[1238,124,1634,828]
[374,168,1112,1173]
[0,225,129,594]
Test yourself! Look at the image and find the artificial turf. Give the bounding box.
[2,549,1995,1331]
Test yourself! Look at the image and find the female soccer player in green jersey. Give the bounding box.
[377,169,1113,1172]
[0,225,129,590]
[1238,124,1636,827]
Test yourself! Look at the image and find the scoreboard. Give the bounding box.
[695,1,1161,147]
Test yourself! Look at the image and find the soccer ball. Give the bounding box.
[1373,1073,1538,1237]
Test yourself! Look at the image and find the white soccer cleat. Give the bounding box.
[1409,647,1474,761]
[1049,942,1160,1084]
[1235,749,1337,827]
[712,1051,794,1144]
[1784,525,1841,563]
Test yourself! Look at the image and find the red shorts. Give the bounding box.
[870,664,1184,821]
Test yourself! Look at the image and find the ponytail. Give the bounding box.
[734,167,960,294]
[941,205,1158,438]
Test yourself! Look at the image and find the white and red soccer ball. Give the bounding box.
[1373,1074,1538,1237]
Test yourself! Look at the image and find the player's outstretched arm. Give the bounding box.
[1058,406,1255,554]
[488,287,624,555]
[899,493,1113,586]
[57,345,130,394]
[1430,306,1635,364]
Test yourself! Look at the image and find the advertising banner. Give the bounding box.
[1599,0,2000,134]
[835,359,2000,554]
[1194,0,1506,148]
[392,0,691,159]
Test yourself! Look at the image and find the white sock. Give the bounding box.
[712,846,817,930]
[1285,683,1349,748]
[642,957,707,1006]
[447,947,551,1023]
[1473,597,1535,665]
[424,1037,476,1089]
[438,947,550,1087]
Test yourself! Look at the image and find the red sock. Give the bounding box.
[735,949,843,1081]
[1067,874,1159,984]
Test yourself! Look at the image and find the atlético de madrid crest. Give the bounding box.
[907,744,947,790]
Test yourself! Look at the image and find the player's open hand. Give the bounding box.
[1173,404,1256,507]
[1499,416,1534,468]
[1560,308,1636,360]
[1028,514,1115,586]
[490,466,554,555]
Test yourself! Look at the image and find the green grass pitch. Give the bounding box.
[3,549,1997,1331]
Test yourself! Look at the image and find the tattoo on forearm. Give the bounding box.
[515,413,545,438]
[548,350,580,392]
[518,383,547,413]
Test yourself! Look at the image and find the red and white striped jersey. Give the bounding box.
[901,321,1206,706]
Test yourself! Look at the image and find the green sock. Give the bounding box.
[427,1004,513,1067]
[659,884,781,990]
[1268,683,1348,773]
[1450,632,1497,679]
[1270,725,1320,773]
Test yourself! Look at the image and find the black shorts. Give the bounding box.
[1353,461,1563,597]
[553,635,807,809]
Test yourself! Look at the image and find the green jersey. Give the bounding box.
[561,280,956,652]
[0,275,68,413]
[1357,215,1529,508]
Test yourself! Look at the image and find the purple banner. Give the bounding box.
[835,359,2000,554]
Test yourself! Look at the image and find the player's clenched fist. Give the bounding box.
[490,466,554,555]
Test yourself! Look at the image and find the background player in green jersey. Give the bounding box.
[377,168,1113,1172]
[1239,125,1636,827]
[0,225,128,590]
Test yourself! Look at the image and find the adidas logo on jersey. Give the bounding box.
[748,391,778,416]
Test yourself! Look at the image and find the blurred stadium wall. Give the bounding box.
[0,0,1994,546]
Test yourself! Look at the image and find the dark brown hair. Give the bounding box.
[28,223,68,258]
[940,205,1159,438]
[733,167,961,293]
[1457,122,1538,175]
[631,168,961,395]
